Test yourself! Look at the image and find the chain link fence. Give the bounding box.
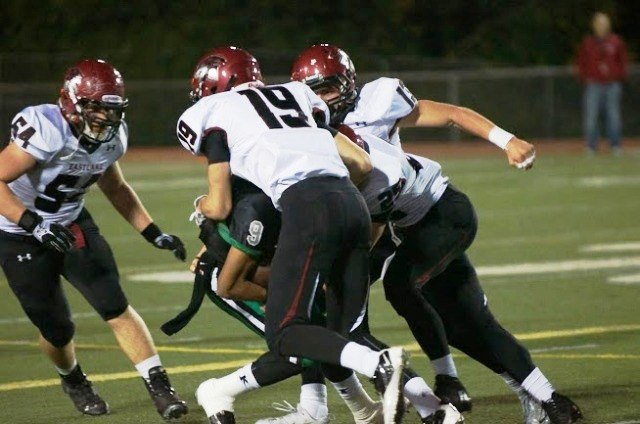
[1,65,638,146]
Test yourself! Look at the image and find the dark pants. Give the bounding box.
[264,177,371,381]
[383,186,477,361]
[0,209,128,348]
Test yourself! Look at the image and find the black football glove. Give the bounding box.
[141,223,186,261]
[18,210,76,253]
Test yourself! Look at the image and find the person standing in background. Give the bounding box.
[577,12,628,155]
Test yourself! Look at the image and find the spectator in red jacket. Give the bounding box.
[577,12,628,155]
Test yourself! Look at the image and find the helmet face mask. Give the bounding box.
[189,46,263,102]
[78,99,126,143]
[59,59,128,145]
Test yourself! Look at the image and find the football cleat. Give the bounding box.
[60,370,109,416]
[422,404,465,424]
[197,378,236,424]
[433,375,472,412]
[255,400,329,424]
[542,392,583,424]
[352,401,384,424]
[143,366,188,420]
[371,347,408,424]
[518,390,550,424]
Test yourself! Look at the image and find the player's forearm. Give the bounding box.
[217,277,267,302]
[102,182,153,231]
[449,106,501,142]
[0,182,27,224]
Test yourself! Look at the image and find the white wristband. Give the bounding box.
[488,126,514,150]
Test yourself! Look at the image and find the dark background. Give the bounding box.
[1,0,637,144]
[1,0,637,80]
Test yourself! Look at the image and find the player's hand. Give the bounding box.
[152,233,187,261]
[33,221,76,253]
[189,255,201,273]
[506,138,536,170]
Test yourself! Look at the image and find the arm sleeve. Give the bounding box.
[201,129,230,164]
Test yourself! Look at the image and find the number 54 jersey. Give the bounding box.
[177,81,348,210]
[0,104,127,235]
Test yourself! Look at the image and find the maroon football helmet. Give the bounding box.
[291,44,357,118]
[189,46,263,102]
[58,59,128,143]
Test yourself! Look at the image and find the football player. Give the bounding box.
[0,60,188,420]
[291,44,583,424]
[176,46,407,424]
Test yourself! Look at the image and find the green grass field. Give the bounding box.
[1,148,639,423]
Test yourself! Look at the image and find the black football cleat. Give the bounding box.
[60,368,110,416]
[143,366,188,420]
[434,375,473,412]
[542,392,583,424]
[371,347,407,424]
[208,410,236,424]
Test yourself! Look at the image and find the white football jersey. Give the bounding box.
[391,153,449,228]
[177,81,348,210]
[343,77,417,147]
[357,133,405,221]
[0,104,127,235]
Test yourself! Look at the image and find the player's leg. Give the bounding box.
[265,178,407,422]
[424,254,582,423]
[62,212,187,419]
[0,231,108,416]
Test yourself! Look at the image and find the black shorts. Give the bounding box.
[0,209,128,346]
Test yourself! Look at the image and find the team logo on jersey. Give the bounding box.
[17,253,32,262]
[246,220,264,246]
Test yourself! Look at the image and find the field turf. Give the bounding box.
[1,144,639,423]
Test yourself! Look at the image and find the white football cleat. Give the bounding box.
[352,401,384,424]
[371,347,408,424]
[255,400,329,424]
[422,403,464,424]
[196,378,236,423]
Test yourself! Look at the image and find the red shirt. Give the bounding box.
[577,34,628,83]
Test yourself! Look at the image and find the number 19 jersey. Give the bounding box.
[0,104,127,235]
[177,81,349,210]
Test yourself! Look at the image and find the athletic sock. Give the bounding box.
[299,383,328,418]
[431,354,458,377]
[216,363,261,397]
[57,361,85,385]
[56,358,79,376]
[339,342,379,378]
[404,376,440,418]
[135,354,162,380]
[521,367,555,403]
[331,373,378,413]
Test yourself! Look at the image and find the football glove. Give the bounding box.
[18,210,76,253]
[188,194,207,227]
[141,223,187,261]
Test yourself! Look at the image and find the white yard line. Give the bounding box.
[608,273,640,285]
[0,305,182,326]
[476,256,640,277]
[577,175,640,188]
[529,343,597,353]
[581,242,640,253]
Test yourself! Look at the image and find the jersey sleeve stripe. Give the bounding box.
[396,86,417,109]
[216,222,262,258]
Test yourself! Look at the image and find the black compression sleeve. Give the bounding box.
[201,129,230,164]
